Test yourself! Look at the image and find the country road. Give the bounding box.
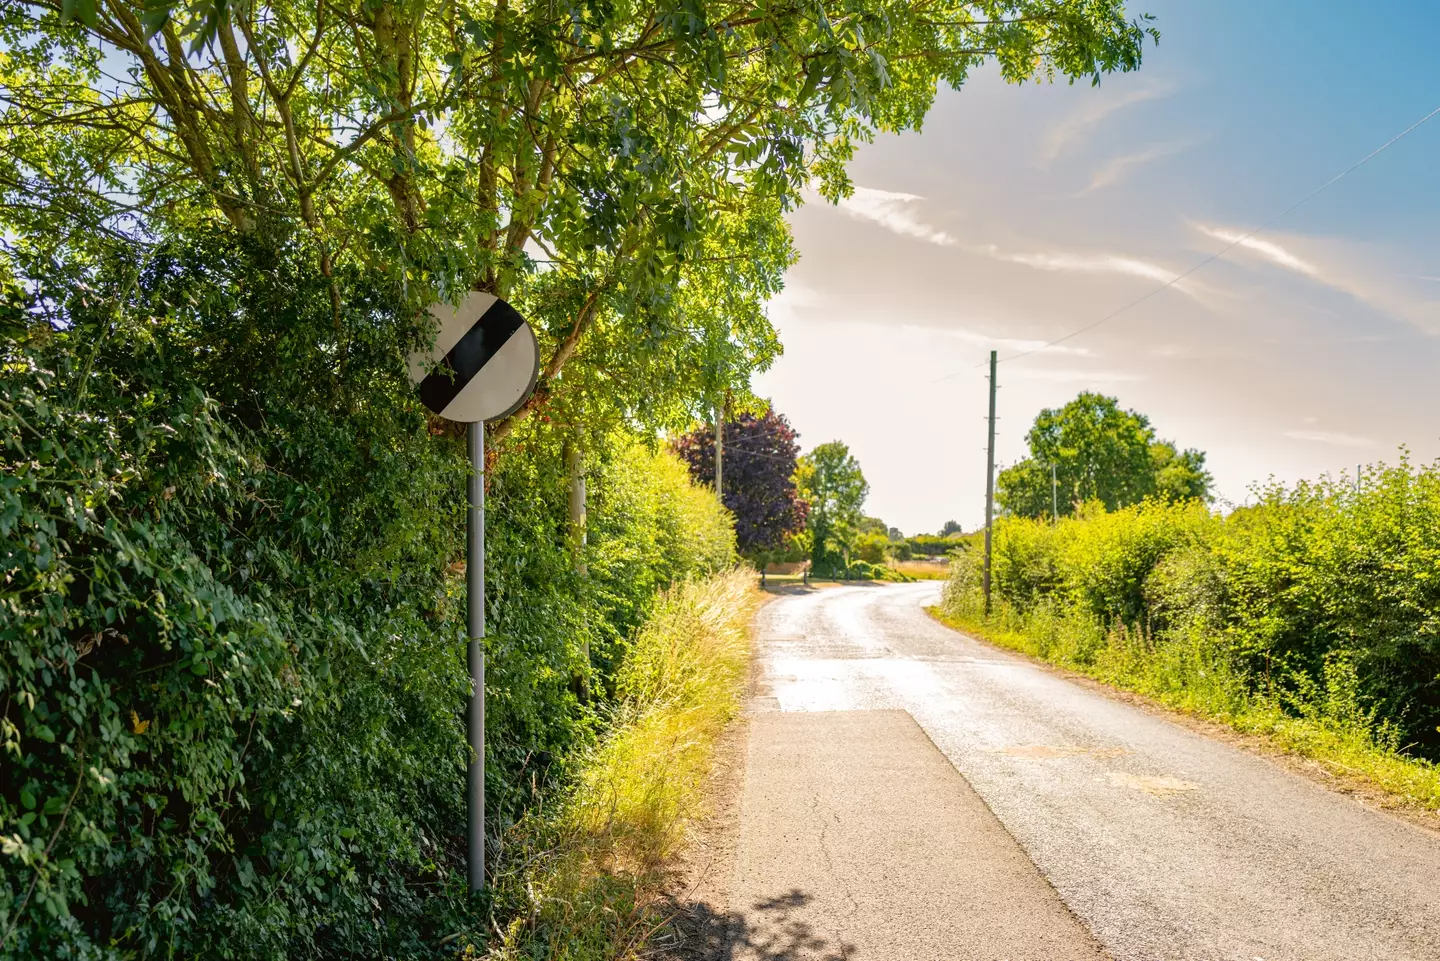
[735,582,1440,961]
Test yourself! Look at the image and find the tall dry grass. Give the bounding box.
[888,559,953,580]
[485,569,760,960]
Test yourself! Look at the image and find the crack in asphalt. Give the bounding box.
[809,791,857,959]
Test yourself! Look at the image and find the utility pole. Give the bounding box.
[1051,462,1058,524]
[714,402,724,502]
[983,350,997,616]
[567,440,589,700]
[567,442,587,577]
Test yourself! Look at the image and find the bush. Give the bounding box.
[940,463,1440,798]
[485,570,759,960]
[0,237,737,959]
[854,532,890,565]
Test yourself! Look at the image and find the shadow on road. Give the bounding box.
[653,888,855,960]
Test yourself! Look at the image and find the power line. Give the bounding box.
[934,101,1440,379]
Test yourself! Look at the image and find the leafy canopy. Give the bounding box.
[997,392,1211,519]
[673,407,808,557]
[1,0,1157,438]
[795,440,868,569]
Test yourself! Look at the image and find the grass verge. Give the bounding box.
[485,569,761,960]
[887,560,952,581]
[927,604,1440,813]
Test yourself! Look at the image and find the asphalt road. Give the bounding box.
[751,582,1440,961]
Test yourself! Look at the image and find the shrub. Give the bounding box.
[484,571,759,960]
[941,459,1440,774]
[0,237,737,959]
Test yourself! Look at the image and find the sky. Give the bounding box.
[751,0,1440,536]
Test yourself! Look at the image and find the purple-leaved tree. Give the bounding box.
[674,408,808,557]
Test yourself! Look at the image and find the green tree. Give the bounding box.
[795,442,869,571]
[998,392,1211,519]
[1151,441,1214,503]
[0,0,1156,441]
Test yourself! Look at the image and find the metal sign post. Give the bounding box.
[407,292,538,893]
[466,420,485,892]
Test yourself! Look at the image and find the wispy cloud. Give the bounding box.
[1196,224,1318,276]
[1010,367,1146,384]
[1284,429,1377,449]
[1195,223,1440,333]
[1040,83,1169,166]
[902,324,1094,357]
[1083,140,1191,193]
[835,186,955,245]
[971,243,1201,298]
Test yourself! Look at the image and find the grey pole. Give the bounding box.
[466,421,486,892]
[714,403,724,502]
[1051,461,1058,523]
[983,350,997,616]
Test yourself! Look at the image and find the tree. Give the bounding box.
[939,520,965,537]
[997,392,1211,519]
[0,1,1157,445]
[673,407,807,556]
[1152,441,1214,503]
[795,441,869,571]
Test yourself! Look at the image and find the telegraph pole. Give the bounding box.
[567,439,589,700]
[983,350,997,616]
[714,403,724,501]
[1051,462,1059,524]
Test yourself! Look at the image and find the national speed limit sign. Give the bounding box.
[407,291,539,424]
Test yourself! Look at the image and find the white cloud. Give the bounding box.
[835,186,955,245]
[901,324,1094,357]
[971,243,1201,298]
[1284,429,1377,449]
[763,281,822,327]
[1009,367,1146,384]
[1195,223,1440,333]
[1041,83,1170,166]
[1083,140,1191,193]
[1196,224,1319,276]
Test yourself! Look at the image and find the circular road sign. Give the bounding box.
[407,292,539,423]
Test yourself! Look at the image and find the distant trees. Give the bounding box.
[674,408,808,557]
[795,442,870,572]
[998,392,1212,520]
[939,519,965,537]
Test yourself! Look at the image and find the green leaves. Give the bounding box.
[2,0,1157,442]
[58,0,96,28]
[796,440,869,572]
[999,392,1212,520]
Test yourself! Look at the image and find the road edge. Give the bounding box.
[923,605,1440,837]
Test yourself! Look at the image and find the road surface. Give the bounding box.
[737,582,1440,961]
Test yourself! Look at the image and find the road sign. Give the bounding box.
[407,291,539,424]
[407,291,539,894]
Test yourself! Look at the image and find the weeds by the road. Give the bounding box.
[485,570,760,960]
[935,467,1440,814]
[932,603,1440,811]
[888,560,953,581]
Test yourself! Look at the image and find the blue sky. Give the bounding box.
[754,0,1440,535]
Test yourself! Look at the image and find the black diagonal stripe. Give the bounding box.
[418,299,526,415]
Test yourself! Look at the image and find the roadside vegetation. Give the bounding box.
[1,0,1161,952]
[939,459,1440,811]
[486,571,760,960]
[0,271,741,958]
